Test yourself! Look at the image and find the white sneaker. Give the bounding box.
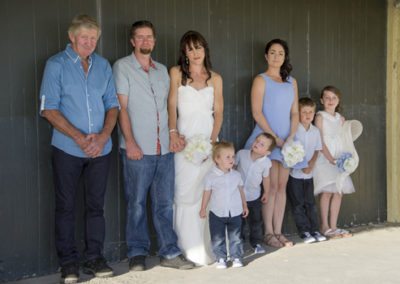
[301,232,317,244]
[215,258,227,269]
[231,258,243,268]
[254,244,266,254]
[312,231,327,242]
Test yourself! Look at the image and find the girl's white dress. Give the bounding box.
[313,111,355,195]
[173,85,215,265]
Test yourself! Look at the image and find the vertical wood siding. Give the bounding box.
[0,0,386,281]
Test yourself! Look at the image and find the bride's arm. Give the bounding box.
[168,66,185,152]
[210,72,223,143]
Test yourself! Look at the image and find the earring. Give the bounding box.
[185,57,189,65]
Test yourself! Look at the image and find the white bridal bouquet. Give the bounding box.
[336,152,357,173]
[281,140,306,168]
[183,134,212,165]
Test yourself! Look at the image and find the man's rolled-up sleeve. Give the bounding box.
[102,63,120,111]
[39,60,62,115]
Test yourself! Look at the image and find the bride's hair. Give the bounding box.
[178,30,212,86]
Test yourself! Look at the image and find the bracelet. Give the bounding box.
[169,129,178,133]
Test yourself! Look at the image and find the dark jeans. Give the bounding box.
[121,150,181,259]
[287,176,319,234]
[209,211,243,260]
[52,146,111,266]
[241,198,263,248]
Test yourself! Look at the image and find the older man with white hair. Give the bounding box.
[40,14,119,283]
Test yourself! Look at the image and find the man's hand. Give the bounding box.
[169,133,186,153]
[84,133,108,158]
[74,134,91,152]
[125,140,143,160]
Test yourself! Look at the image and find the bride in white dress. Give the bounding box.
[168,31,223,265]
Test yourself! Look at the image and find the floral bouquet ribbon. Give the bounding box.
[183,134,212,165]
[281,140,307,169]
[335,120,363,192]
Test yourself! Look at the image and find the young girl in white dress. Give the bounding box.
[168,31,223,265]
[313,86,356,239]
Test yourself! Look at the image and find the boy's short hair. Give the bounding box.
[298,97,316,110]
[212,141,235,162]
[255,132,277,151]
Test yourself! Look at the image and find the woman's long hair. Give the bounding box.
[178,31,212,86]
[265,39,292,82]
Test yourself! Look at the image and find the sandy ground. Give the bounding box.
[11,225,400,284]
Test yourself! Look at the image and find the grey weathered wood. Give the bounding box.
[0,0,387,281]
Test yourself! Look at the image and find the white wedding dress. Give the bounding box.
[173,85,215,265]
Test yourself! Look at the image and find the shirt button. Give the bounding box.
[91,124,94,126]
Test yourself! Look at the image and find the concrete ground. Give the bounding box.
[10,225,400,284]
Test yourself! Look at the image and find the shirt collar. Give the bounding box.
[212,165,231,176]
[131,52,157,71]
[64,44,93,65]
[299,123,315,133]
[249,150,267,162]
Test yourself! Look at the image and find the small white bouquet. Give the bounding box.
[183,134,212,165]
[336,152,357,173]
[281,140,306,168]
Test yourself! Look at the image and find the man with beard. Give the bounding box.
[113,20,194,271]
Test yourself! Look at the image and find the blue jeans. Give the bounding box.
[209,211,243,260]
[121,150,181,259]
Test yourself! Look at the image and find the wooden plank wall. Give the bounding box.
[0,0,386,281]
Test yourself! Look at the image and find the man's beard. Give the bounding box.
[140,48,152,55]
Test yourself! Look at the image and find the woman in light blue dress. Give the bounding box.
[245,39,299,248]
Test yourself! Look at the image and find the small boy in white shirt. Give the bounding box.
[287,97,327,243]
[236,132,276,254]
[200,141,249,269]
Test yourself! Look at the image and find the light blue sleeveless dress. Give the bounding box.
[244,73,295,163]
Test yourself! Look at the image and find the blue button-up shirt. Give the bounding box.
[40,44,119,157]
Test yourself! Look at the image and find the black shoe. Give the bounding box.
[129,255,146,271]
[160,254,195,270]
[83,257,113,278]
[60,263,79,284]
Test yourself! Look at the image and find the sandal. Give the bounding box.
[323,228,342,239]
[275,234,294,247]
[264,234,283,248]
[337,228,353,238]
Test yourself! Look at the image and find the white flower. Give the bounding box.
[183,134,212,165]
[281,140,306,168]
[336,152,357,173]
[343,157,357,173]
